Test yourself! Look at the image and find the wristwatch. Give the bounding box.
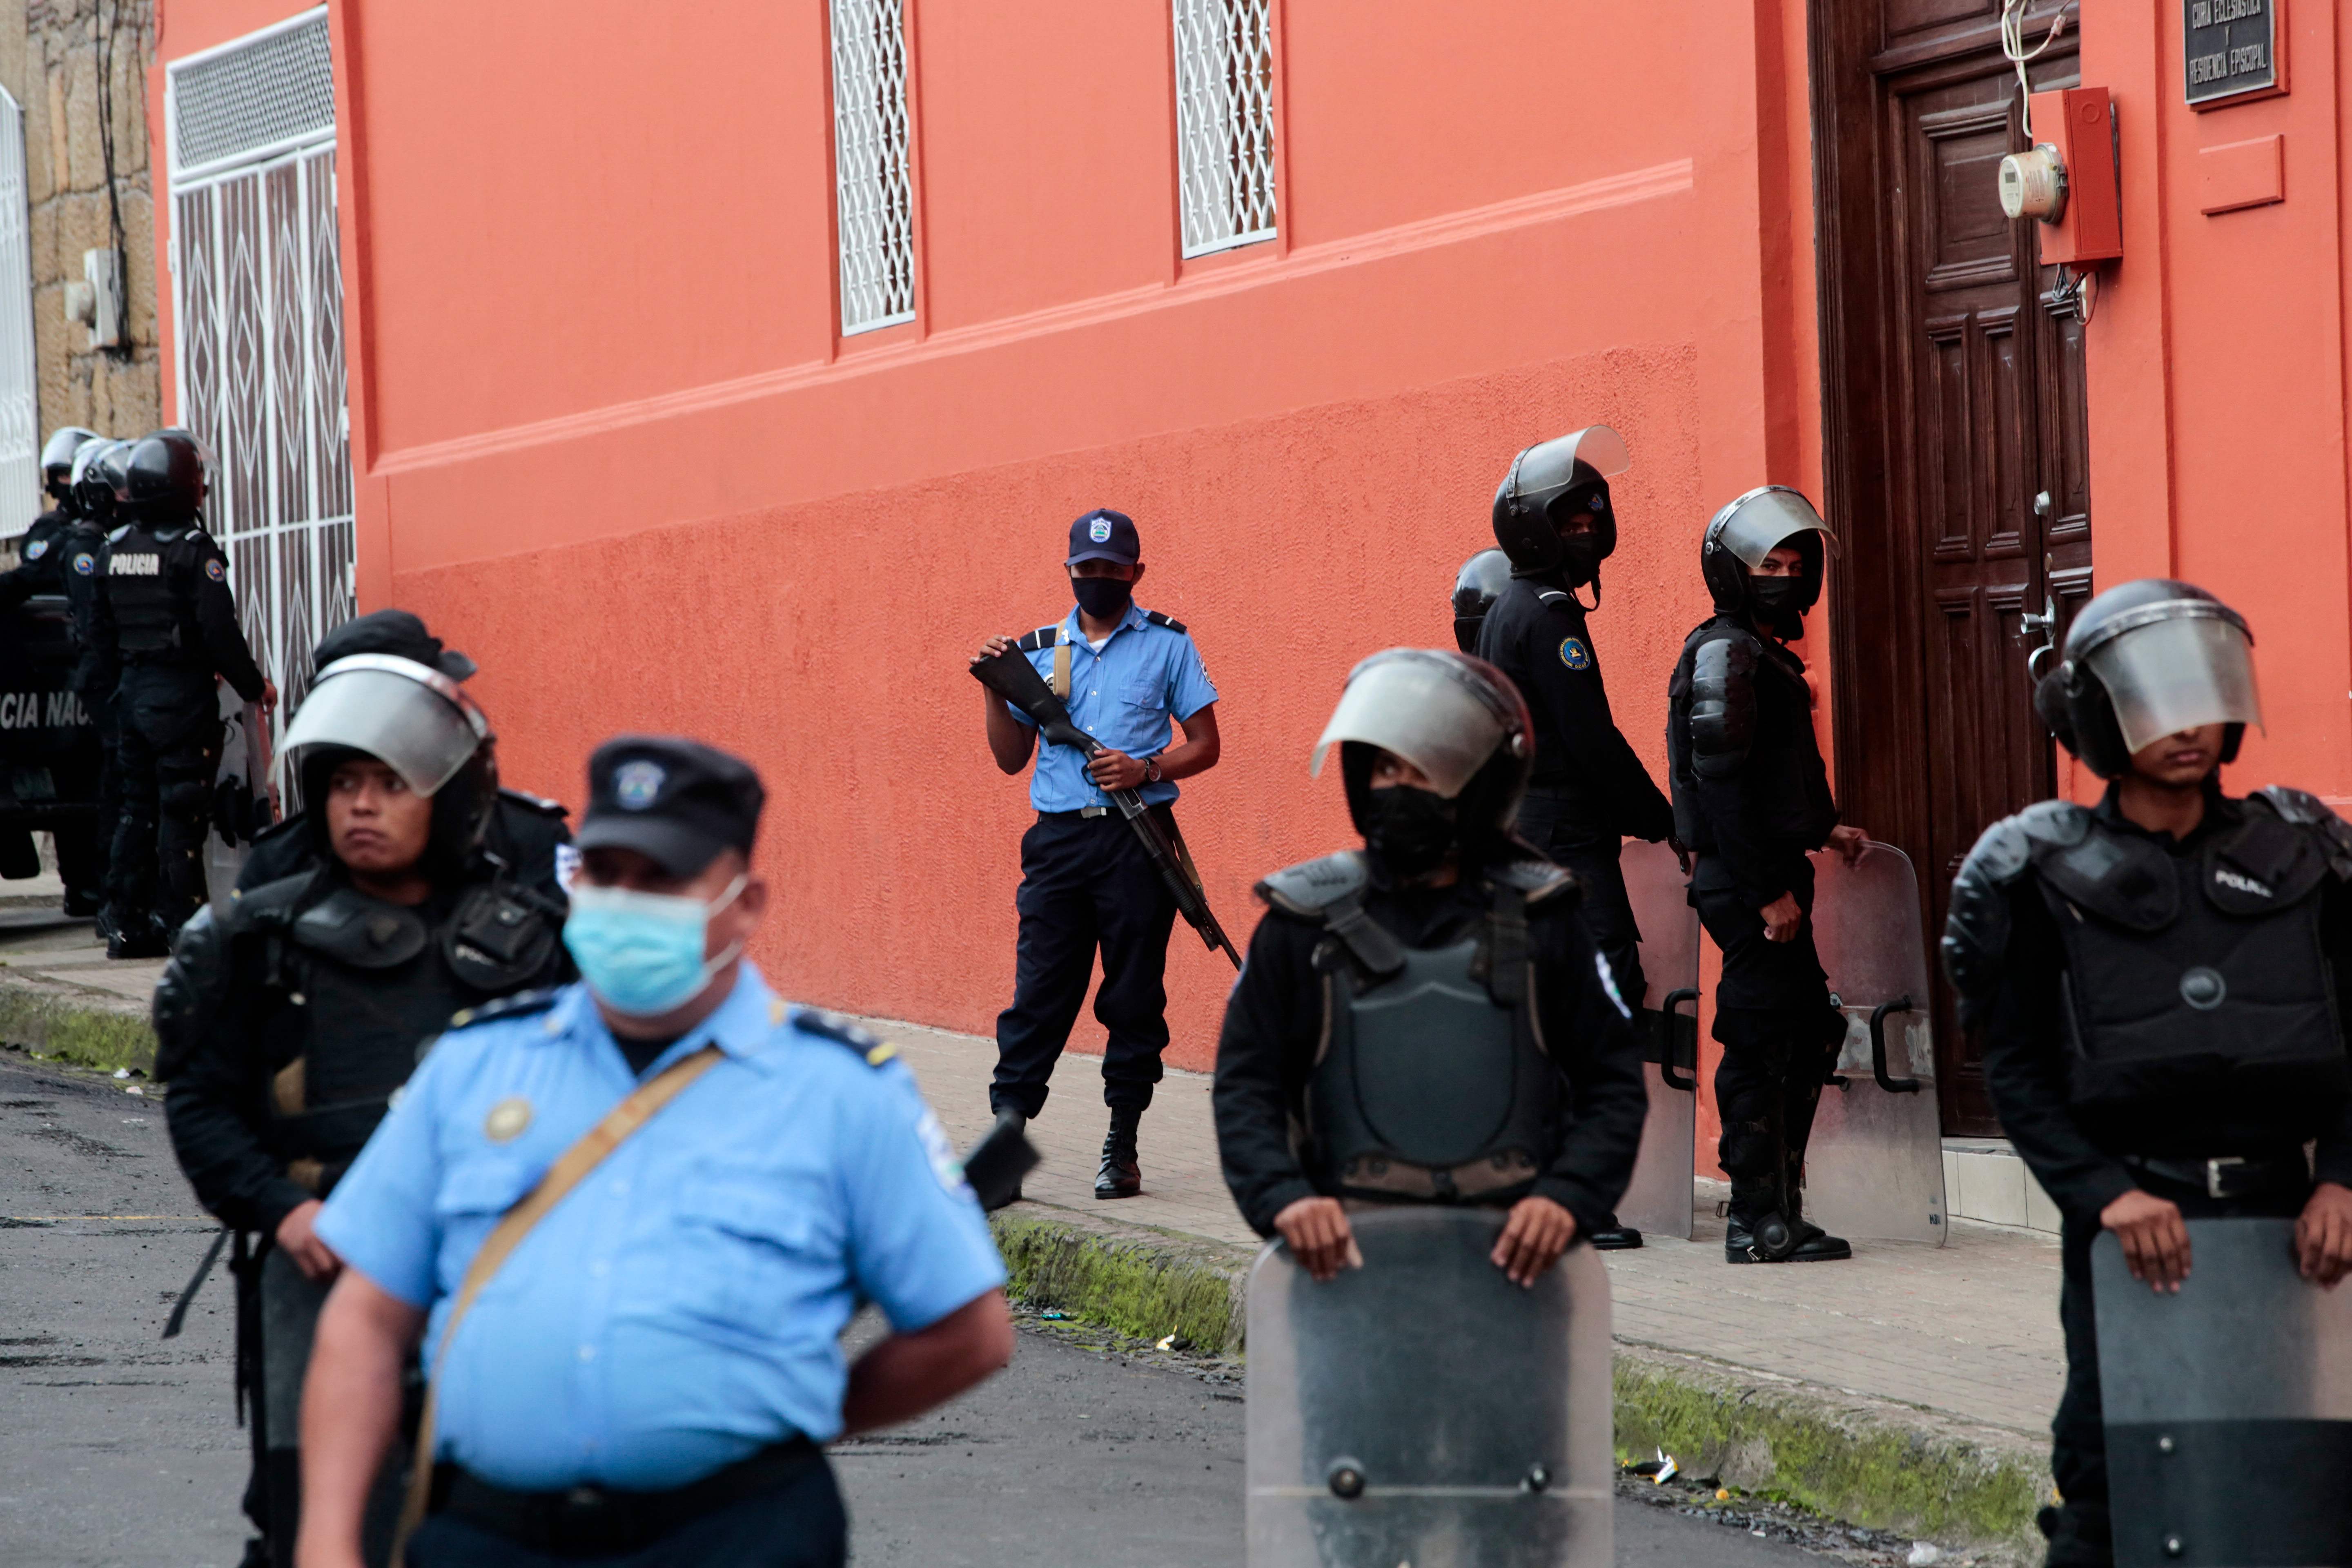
[1143,755,1163,784]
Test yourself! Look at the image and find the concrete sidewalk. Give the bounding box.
[0,895,2065,1561]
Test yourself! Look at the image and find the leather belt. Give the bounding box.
[2120,1152,2310,1202]
[431,1437,820,1558]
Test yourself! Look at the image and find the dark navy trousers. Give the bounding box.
[405,1461,846,1567]
[991,809,1179,1119]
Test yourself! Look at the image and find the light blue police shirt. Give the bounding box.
[1006,603,1218,813]
[314,965,1006,1492]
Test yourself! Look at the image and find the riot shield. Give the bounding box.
[1617,837,1699,1239]
[1246,1207,1612,1568]
[2094,1218,2352,1566]
[203,687,275,912]
[0,595,104,889]
[1803,842,1949,1246]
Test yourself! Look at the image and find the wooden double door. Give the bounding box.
[1813,2,2094,1136]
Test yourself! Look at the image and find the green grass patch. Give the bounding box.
[0,983,155,1076]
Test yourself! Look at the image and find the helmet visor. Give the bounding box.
[2083,610,2263,756]
[1514,425,1631,496]
[1310,649,1514,799]
[278,654,490,797]
[1711,486,1840,569]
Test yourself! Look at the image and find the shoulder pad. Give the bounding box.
[1013,626,1058,653]
[791,1007,900,1067]
[2253,787,2352,880]
[151,905,229,1082]
[497,786,569,819]
[1256,851,1368,917]
[1488,858,1579,906]
[221,869,319,930]
[1143,609,1188,635]
[105,524,131,544]
[1940,800,2096,1027]
[443,987,562,1033]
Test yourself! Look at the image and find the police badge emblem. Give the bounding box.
[23,538,46,559]
[1559,637,1592,670]
[204,558,225,583]
[614,760,664,809]
[70,552,92,576]
[483,1097,533,1143]
[1089,517,1113,543]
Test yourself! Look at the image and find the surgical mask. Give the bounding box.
[563,874,747,1018]
[1748,575,1808,634]
[1071,574,1134,621]
[1361,785,1458,879]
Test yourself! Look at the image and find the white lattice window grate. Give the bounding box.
[169,10,334,177]
[830,0,916,335]
[1174,0,1278,258]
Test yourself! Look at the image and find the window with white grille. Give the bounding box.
[168,9,333,179]
[1173,0,1278,258]
[829,0,916,335]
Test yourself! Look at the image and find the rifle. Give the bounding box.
[971,645,1242,970]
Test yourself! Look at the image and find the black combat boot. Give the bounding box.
[104,908,167,960]
[1586,1216,1644,1250]
[1095,1107,1142,1199]
[1780,1167,1852,1262]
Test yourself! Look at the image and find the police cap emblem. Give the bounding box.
[614,760,665,810]
[204,558,225,583]
[1559,637,1592,670]
[70,552,93,576]
[22,538,46,559]
[1089,517,1113,543]
[483,1097,533,1143]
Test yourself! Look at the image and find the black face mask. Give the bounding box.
[1361,785,1459,879]
[1747,575,1808,635]
[1557,532,1604,588]
[1071,575,1134,621]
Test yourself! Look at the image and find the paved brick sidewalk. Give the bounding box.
[876,1015,2068,1442]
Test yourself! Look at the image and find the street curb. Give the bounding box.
[991,1206,2046,1565]
[0,973,156,1076]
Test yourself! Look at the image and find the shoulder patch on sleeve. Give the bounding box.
[204,557,225,582]
[1143,609,1188,635]
[792,1007,899,1066]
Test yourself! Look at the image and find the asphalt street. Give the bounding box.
[2,1046,1846,1567]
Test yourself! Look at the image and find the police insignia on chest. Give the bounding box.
[483,1097,533,1143]
[1559,637,1592,670]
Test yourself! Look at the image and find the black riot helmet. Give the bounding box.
[1310,648,1535,866]
[70,439,127,524]
[310,609,481,684]
[1699,485,1838,631]
[120,429,212,525]
[1491,425,1630,586]
[281,654,500,878]
[1450,548,1512,652]
[2034,579,2260,779]
[40,427,98,501]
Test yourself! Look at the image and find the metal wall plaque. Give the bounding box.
[2184,0,2280,108]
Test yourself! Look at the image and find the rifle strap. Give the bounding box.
[1051,641,1071,700]
[391,1044,725,1559]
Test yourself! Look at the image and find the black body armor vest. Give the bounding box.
[242,871,564,1191]
[104,522,197,656]
[2031,802,2344,1106]
[1258,851,1570,1204]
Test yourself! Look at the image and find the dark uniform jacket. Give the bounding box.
[1667,611,1838,907]
[0,508,74,606]
[1950,786,2352,1226]
[1476,576,1673,842]
[160,860,567,1234]
[91,521,267,700]
[1213,865,1649,1241]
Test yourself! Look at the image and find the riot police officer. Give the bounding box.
[1666,486,1868,1264]
[1213,648,1648,1281]
[236,609,573,902]
[1944,579,2352,1568]
[0,428,106,909]
[91,430,274,956]
[158,652,569,1568]
[0,426,98,601]
[1449,548,1510,653]
[1475,427,1677,1249]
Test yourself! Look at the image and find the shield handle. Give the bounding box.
[1659,988,1700,1091]
[1868,998,1924,1094]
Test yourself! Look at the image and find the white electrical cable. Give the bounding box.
[2000,0,2072,140]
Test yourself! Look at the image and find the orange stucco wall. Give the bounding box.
[147,0,1823,1175]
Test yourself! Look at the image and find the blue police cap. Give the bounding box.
[1065,508,1141,567]
[577,736,765,877]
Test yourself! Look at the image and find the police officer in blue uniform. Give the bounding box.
[300,737,1011,1568]
[971,508,1222,1199]
[91,429,275,956]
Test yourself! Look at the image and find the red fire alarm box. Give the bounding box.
[2029,86,2122,265]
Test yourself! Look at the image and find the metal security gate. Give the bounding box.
[0,88,40,536]
[165,8,351,715]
